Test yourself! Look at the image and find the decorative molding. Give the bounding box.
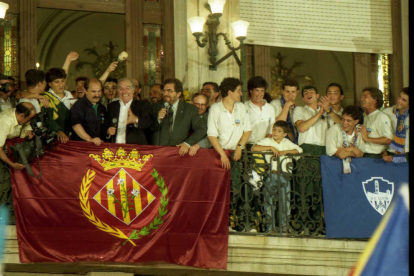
[37,0,126,14]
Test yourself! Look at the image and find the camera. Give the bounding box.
[9,110,57,178]
[30,111,57,146]
[0,82,10,93]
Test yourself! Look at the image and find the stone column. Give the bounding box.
[19,0,37,90]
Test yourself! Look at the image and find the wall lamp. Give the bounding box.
[187,0,249,70]
[0,1,9,19]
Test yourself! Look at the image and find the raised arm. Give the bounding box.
[99,62,118,84]
[62,52,79,75]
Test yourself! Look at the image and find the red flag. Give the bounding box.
[10,141,230,269]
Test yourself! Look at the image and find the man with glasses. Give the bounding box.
[151,78,207,156]
[189,93,211,155]
[105,78,152,145]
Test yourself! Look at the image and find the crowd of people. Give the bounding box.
[0,52,409,230]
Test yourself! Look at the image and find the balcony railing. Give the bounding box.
[229,151,325,237]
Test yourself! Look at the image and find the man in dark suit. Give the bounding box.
[105,78,152,145]
[152,78,207,156]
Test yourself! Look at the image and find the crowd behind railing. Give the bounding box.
[0,52,409,232]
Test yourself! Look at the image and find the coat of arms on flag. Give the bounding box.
[362,177,394,216]
[79,147,168,246]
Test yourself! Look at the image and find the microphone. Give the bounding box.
[160,102,170,122]
[111,118,117,143]
[112,118,118,128]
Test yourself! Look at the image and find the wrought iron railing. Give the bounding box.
[229,151,325,237]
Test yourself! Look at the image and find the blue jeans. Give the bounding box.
[264,173,290,231]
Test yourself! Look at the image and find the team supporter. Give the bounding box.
[201,81,220,106]
[150,84,163,104]
[208,77,252,169]
[382,87,409,162]
[100,78,118,108]
[251,121,302,232]
[324,83,344,127]
[75,76,87,98]
[42,68,76,136]
[326,106,365,173]
[270,78,299,144]
[70,78,106,145]
[359,87,393,158]
[245,76,275,146]
[293,86,328,155]
[132,78,142,100]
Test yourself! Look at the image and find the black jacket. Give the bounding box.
[151,100,207,146]
[105,99,152,145]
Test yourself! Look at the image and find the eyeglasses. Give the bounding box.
[164,89,176,94]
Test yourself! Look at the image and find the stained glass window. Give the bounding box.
[0,14,19,82]
[377,54,390,109]
[143,24,163,86]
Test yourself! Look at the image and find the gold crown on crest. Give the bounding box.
[89,148,153,171]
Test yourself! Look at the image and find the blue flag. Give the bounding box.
[349,185,409,276]
[320,156,408,238]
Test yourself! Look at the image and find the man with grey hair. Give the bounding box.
[105,78,152,144]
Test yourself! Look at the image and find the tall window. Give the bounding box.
[0,14,19,80]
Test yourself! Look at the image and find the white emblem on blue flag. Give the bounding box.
[362,177,394,215]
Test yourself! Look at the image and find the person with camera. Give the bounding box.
[0,74,18,113]
[70,78,106,146]
[0,102,36,210]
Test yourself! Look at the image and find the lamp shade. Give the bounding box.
[231,20,249,38]
[0,2,9,19]
[188,16,206,34]
[208,0,226,14]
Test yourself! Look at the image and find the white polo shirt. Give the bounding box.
[207,101,252,150]
[245,100,275,144]
[326,124,366,156]
[383,106,409,153]
[327,107,343,128]
[254,137,303,172]
[293,105,328,146]
[19,98,41,113]
[363,109,394,154]
[270,98,296,118]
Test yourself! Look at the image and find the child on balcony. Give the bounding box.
[251,121,302,233]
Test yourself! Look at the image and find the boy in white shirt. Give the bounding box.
[326,106,365,173]
[252,121,303,232]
